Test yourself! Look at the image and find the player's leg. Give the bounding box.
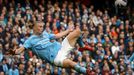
[67,26,93,52]
[54,27,91,74]
[77,35,94,52]
[66,27,81,47]
[63,28,90,74]
[62,58,90,74]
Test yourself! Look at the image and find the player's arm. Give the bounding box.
[14,46,25,54]
[14,39,31,55]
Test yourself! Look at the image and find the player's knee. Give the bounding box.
[75,28,81,36]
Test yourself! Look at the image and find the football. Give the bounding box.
[115,0,127,6]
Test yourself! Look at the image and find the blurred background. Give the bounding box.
[0,0,133,75]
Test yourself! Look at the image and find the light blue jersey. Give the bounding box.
[23,31,61,64]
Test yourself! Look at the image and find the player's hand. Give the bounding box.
[14,49,20,55]
[9,48,20,55]
[9,50,16,55]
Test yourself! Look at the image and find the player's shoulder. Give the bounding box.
[42,30,48,35]
[27,35,37,40]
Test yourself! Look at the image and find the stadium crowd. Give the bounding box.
[0,0,133,75]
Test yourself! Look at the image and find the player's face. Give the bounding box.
[34,23,44,35]
[37,23,44,34]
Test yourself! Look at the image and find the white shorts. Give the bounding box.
[54,38,74,67]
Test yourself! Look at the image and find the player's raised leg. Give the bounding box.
[63,28,91,74]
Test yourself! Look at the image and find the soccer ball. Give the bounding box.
[115,0,127,6]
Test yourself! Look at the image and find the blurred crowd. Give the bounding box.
[0,0,134,75]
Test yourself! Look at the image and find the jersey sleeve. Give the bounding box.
[23,38,32,49]
[48,33,55,40]
[43,30,56,39]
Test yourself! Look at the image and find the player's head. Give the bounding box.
[33,21,44,35]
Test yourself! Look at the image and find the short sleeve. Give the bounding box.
[23,39,32,49]
[48,34,55,39]
[43,30,56,39]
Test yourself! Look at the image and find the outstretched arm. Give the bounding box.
[14,46,25,55]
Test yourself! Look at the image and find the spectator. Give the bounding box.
[111,41,120,55]
[9,64,19,75]
[0,44,3,62]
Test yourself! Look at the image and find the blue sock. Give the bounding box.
[74,64,86,74]
[77,35,84,47]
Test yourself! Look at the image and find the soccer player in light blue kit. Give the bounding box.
[14,21,91,75]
